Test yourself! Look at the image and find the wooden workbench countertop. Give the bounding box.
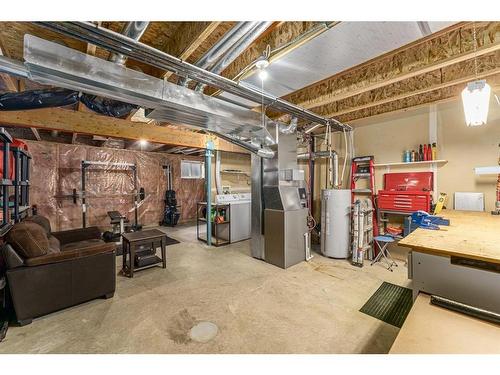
[399,209,500,264]
[390,293,500,354]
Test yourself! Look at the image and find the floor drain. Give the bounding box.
[189,321,218,343]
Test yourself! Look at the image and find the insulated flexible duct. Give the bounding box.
[0,88,78,110]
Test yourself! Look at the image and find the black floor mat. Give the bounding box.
[359,282,413,328]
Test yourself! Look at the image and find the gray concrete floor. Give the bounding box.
[0,224,410,354]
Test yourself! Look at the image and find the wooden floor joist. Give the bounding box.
[0,108,247,154]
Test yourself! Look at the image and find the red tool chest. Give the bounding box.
[377,172,433,213]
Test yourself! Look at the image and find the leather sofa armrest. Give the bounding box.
[25,242,116,267]
[51,227,102,245]
[1,244,25,269]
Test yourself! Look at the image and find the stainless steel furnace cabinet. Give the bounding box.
[264,207,308,269]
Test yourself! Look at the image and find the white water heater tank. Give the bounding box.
[320,189,351,259]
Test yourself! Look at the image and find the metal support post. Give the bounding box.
[81,161,86,228]
[205,140,215,246]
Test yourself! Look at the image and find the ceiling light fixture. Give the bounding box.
[139,139,148,147]
[462,23,491,127]
[258,69,268,81]
[255,49,270,81]
[255,56,270,70]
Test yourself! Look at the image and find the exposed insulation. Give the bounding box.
[337,74,500,123]
[220,22,318,82]
[0,22,87,61]
[165,22,236,83]
[316,51,500,119]
[25,140,205,232]
[282,22,500,110]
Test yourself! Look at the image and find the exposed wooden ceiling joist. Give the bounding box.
[322,51,500,119]
[209,21,340,98]
[0,34,19,92]
[273,22,500,124]
[218,22,320,82]
[161,22,221,80]
[0,107,247,154]
[339,74,500,125]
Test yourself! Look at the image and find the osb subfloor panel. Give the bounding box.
[0,224,409,354]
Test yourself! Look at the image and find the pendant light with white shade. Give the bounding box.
[461,23,492,126]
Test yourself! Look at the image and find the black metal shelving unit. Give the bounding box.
[196,202,231,247]
[0,128,13,236]
[0,128,32,234]
[12,145,31,223]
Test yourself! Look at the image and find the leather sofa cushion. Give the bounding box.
[25,241,116,267]
[48,235,61,254]
[61,238,103,252]
[25,215,52,235]
[6,222,49,259]
[51,227,102,246]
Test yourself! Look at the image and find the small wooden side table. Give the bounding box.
[121,229,167,278]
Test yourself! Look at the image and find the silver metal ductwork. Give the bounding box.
[193,21,272,92]
[279,117,298,134]
[109,21,149,65]
[178,22,258,86]
[0,56,28,79]
[19,34,276,158]
[34,22,350,132]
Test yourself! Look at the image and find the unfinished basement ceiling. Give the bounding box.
[221,21,457,108]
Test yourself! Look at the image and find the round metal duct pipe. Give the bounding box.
[109,21,150,65]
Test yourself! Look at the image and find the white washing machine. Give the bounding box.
[215,193,251,243]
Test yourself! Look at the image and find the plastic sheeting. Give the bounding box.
[25,140,205,231]
[79,94,137,118]
[0,88,78,110]
[0,88,136,118]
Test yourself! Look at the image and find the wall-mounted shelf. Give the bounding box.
[221,170,250,177]
[374,160,448,167]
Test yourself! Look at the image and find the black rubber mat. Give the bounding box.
[359,282,413,328]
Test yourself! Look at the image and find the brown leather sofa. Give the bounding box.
[1,215,116,325]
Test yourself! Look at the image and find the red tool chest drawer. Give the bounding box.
[378,172,433,213]
[378,191,431,212]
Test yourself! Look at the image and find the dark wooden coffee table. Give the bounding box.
[121,229,167,278]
